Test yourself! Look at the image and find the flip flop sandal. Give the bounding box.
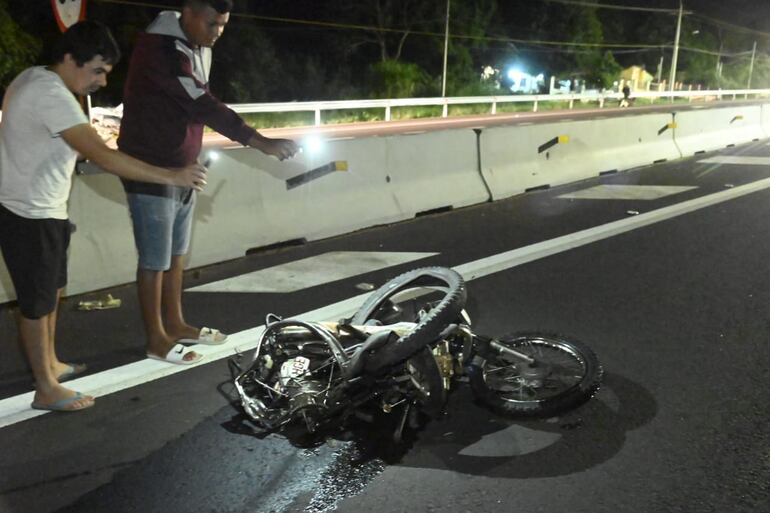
[177,327,228,346]
[58,363,87,382]
[31,392,94,412]
[146,343,203,365]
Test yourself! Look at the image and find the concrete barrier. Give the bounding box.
[1,105,768,303]
[674,105,765,156]
[479,112,681,200]
[0,130,484,302]
[760,104,770,138]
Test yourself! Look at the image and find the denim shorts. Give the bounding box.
[126,190,195,271]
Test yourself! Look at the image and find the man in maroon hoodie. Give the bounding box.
[118,0,298,365]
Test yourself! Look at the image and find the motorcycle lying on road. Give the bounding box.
[232,267,602,443]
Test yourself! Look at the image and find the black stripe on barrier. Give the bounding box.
[600,169,618,176]
[525,184,551,192]
[286,161,347,190]
[538,137,559,154]
[416,205,453,217]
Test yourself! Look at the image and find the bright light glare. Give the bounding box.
[507,68,524,83]
[303,136,323,153]
[207,151,221,162]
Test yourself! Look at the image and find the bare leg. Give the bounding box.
[20,313,93,410]
[138,266,198,361]
[162,254,199,341]
[46,289,71,378]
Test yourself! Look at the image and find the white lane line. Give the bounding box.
[4,174,770,428]
[698,156,770,166]
[188,251,439,293]
[558,185,697,201]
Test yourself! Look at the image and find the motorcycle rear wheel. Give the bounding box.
[468,332,602,418]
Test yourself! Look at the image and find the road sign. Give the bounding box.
[51,0,87,33]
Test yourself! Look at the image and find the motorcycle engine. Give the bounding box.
[236,323,345,432]
[276,354,330,424]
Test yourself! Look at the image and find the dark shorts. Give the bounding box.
[0,204,70,319]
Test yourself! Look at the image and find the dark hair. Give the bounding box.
[52,21,121,66]
[184,0,234,14]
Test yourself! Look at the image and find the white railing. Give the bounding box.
[228,88,770,126]
[2,88,770,127]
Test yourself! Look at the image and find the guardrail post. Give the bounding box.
[533,99,538,112]
[315,108,321,126]
[569,96,574,109]
[491,100,497,115]
[733,93,737,100]
[442,101,448,118]
[599,97,605,108]
[385,105,391,122]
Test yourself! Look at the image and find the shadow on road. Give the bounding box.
[221,370,657,480]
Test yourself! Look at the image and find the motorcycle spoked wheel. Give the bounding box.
[468,332,602,418]
[350,267,467,374]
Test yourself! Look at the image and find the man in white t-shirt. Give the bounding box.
[0,21,208,412]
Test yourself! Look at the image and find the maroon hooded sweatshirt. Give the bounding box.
[117,10,256,196]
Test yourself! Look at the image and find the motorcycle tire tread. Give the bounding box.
[467,331,603,418]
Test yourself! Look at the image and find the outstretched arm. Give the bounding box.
[61,123,208,190]
[247,132,300,161]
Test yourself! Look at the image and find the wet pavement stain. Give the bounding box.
[304,443,386,513]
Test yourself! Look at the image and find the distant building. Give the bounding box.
[620,66,654,91]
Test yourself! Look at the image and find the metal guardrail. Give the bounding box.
[2,89,770,126]
[228,88,770,126]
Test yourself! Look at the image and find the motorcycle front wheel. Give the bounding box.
[468,332,602,418]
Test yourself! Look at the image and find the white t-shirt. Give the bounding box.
[0,66,88,220]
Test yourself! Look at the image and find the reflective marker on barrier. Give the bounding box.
[286,161,348,190]
[538,135,570,154]
[658,122,677,135]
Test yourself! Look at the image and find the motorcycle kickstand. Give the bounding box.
[393,402,411,444]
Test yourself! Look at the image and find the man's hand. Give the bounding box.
[171,163,208,191]
[249,134,300,161]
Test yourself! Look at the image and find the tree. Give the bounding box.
[557,5,621,89]
[0,0,41,92]
[333,0,440,63]
[368,59,430,97]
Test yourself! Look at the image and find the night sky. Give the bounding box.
[4,0,770,103]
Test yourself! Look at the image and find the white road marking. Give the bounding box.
[558,185,697,201]
[4,173,770,428]
[698,156,770,166]
[187,251,438,293]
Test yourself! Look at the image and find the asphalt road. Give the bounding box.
[1,138,769,513]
